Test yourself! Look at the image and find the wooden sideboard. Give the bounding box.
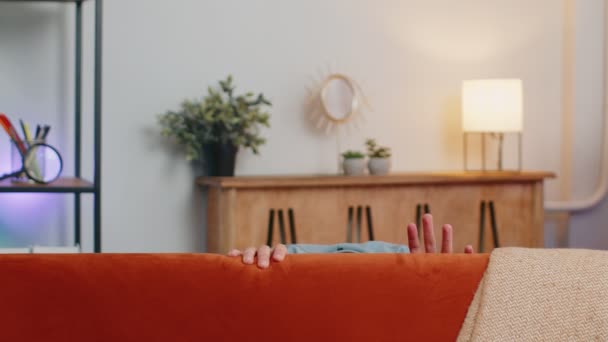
[198,171,555,253]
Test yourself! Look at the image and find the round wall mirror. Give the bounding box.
[305,70,370,135]
[320,74,359,123]
[305,69,372,172]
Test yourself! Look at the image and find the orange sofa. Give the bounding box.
[0,253,488,341]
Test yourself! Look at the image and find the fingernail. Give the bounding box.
[260,261,269,268]
[244,257,253,264]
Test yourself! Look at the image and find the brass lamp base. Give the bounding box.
[463,132,522,172]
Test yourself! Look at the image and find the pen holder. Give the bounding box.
[11,139,46,183]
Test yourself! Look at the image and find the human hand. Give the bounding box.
[407,213,474,254]
[228,214,473,268]
[227,244,287,269]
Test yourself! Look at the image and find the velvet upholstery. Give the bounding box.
[0,253,488,341]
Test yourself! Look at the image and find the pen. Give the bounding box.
[23,122,32,143]
[42,125,50,140]
[19,120,30,148]
[0,114,27,155]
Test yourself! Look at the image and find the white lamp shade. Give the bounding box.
[462,79,523,132]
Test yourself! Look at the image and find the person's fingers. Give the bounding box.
[422,214,436,253]
[407,223,422,253]
[256,245,271,268]
[464,245,474,254]
[242,247,256,264]
[271,244,287,261]
[227,249,242,257]
[441,224,453,253]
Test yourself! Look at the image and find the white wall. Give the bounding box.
[0,0,605,252]
[568,0,608,249]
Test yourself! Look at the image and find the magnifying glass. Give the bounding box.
[0,143,63,184]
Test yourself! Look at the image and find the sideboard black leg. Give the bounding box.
[277,209,287,244]
[489,201,500,248]
[366,206,375,241]
[346,206,354,243]
[266,209,275,246]
[356,206,363,243]
[479,201,486,253]
[423,202,431,241]
[415,203,422,236]
[288,208,297,244]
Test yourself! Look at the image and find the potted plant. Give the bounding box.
[342,150,366,176]
[366,138,391,175]
[158,75,271,176]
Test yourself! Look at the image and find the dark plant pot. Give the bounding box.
[203,143,238,177]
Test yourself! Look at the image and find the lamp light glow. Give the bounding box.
[462,79,523,133]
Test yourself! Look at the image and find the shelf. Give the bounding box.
[3,0,102,252]
[0,177,95,193]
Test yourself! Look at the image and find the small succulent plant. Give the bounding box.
[366,138,391,158]
[341,150,366,159]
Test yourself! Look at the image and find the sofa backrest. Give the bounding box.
[0,253,488,341]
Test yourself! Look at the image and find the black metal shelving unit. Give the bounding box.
[0,0,102,252]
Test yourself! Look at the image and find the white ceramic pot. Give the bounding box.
[368,158,391,175]
[343,158,366,176]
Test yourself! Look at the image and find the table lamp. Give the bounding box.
[462,78,523,171]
